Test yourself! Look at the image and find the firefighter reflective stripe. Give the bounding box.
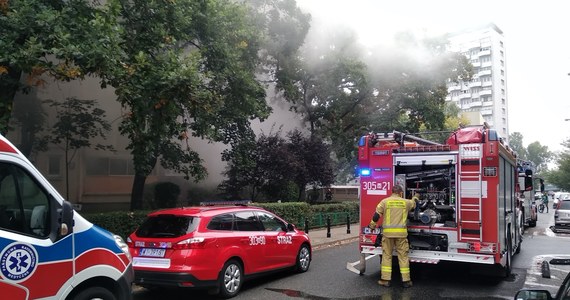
[384,200,408,233]
[383,227,407,233]
[400,267,410,275]
[381,265,392,273]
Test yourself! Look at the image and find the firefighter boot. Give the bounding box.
[402,281,413,288]
[378,280,391,287]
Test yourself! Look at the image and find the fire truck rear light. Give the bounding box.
[468,242,497,254]
[360,168,371,176]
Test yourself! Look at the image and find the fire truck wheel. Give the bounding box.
[73,286,116,300]
[529,220,537,227]
[503,232,513,277]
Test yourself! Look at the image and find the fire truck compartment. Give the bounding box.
[395,161,457,227]
[408,232,448,251]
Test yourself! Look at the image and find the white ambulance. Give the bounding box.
[0,134,133,300]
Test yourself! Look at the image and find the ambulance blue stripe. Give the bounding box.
[0,235,73,263]
[74,225,122,256]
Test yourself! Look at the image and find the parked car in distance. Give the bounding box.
[554,200,570,232]
[127,204,312,298]
[514,270,570,300]
[555,193,570,210]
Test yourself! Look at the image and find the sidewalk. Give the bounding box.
[306,224,359,251]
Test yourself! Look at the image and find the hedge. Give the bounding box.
[83,202,359,240]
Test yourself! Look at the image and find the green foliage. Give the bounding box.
[84,210,150,240]
[545,139,570,191]
[153,182,181,209]
[220,129,335,201]
[527,141,552,175]
[509,132,527,159]
[255,202,312,226]
[0,0,122,133]
[40,97,113,199]
[84,202,358,240]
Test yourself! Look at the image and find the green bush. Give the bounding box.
[254,202,312,227]
[83,210,151,240]
[83,202,360,239]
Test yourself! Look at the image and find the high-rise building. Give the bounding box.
[446,23,509,141]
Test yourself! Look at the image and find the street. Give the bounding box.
[133,208,570,300]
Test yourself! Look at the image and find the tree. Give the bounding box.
[101,0,281,210]
[287,130,335,201]
[0,0,121,134]
[42,98,113,199]
[545,139,570,191]
[275,29,472,182]
[527,141,552,175]
[509,132,527,160]
[220,129,334,202]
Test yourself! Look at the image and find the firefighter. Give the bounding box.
[368,184,417,288]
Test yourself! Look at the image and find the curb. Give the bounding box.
[312,236,359,251]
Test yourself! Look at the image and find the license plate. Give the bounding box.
[140,248,166,257]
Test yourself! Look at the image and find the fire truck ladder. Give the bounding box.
[458,149,483,242]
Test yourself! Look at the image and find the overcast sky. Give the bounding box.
[296,0,570,156]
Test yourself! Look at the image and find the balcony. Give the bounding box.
[479,49,491,56]
[482,81,493,87]
[470,101,483,107]
[481,61,493,68]
[448,84,461,91]
[478,70,492,76]
[459,93,471,99]
[469,81,482,87]
[480,89,492,96]
[480,109,493,115]
[471,61,481,68]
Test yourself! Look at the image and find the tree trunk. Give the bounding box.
[130,173,147,210]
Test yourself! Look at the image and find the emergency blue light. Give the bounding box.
[359,168,371,176]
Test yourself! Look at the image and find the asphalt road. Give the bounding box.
[133,208,570,300]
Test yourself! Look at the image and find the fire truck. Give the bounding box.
[517,160,537,228]
[352,124,527,277]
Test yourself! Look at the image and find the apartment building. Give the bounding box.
[446,23,509,140]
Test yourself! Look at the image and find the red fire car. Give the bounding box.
[127,204,311,298]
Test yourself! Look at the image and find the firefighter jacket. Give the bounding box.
[370,193,416,238]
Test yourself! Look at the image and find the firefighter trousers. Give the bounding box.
[380,236,411,282]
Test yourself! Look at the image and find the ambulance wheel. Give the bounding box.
[295,244,311,273]
[73,286,116,300]
[218,259,243,298]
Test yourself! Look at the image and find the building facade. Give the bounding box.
[446,23,509,141]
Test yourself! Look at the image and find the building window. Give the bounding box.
[501,79,505,86]
[500,41,504,47]
[501,70,504,76]
[502,98,506,105]
[48,155,62,176]
[86,157,139,176]
[500,50,504,57]
[500,60,504,67]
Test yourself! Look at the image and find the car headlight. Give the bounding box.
[114,234,132,261]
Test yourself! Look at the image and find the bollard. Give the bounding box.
[346,214,351,234]
[326,216,331,238]
[304,219,309,234]
[541,260,551,278]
